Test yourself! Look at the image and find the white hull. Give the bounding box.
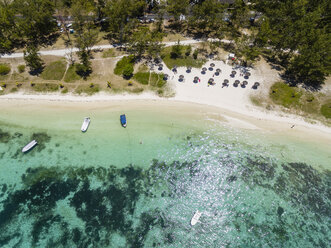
[22,140,37,153]
[191,210,202,226]
[81,117,90,132]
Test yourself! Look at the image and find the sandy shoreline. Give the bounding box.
[1,59,330,145]
[1,92,330,140]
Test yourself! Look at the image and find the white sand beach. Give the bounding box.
[0,57,331,137]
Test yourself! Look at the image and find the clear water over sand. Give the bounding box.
[0,100,330,247]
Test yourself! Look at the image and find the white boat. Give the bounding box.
[81,117,90,132]
[22,140,37,153]
[191,210,202,226]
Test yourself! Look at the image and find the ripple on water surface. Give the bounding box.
[0,127,330,248]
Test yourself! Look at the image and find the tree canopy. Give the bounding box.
[0,0,329,86]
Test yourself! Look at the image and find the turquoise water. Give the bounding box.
[0,101,330,247]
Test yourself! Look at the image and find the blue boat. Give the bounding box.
[120,114,127,127]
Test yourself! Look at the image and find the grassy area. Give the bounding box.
[133,72,166,88]
[102,48,124,58]
[64,65,81,82]
[114,56,135,76]
[75,84,100,95]
[269,82,331,122]
[102,48,116,58]
[321,102,331,119]
[270,82,303,108]
[32,83,59,92]
[41,60,67,80]
[161,45,206,69]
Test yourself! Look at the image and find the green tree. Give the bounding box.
[0,1,20,54]
[127,27,164,59]
[104,0,146,44]
[13,0,58,48]
[23,46,44,74]
[166,0,189,22]
[188,0,226,38]
[71,0,100,76]
[255,0,331,86]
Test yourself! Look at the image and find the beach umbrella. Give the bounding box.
[210,63,215,67]
[202,67,207,71]
[163,74,169,80]
[252,82,260,89]
[245,72,251,77]
[193,76,199,83]
[179,75,184,79]
[234,80,240,87]
[158,64,163,70]
[208,78,214,85]
[232,71,237,75]
[222,79,229,88]
[216,68,221,73]
[241,81,248,87]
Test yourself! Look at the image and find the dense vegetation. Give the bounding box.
[0,0,329,87]
[269,82,330,120]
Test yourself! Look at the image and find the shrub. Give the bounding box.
[193,50,198,59]
[185,45,192,57]
[0,64,11,75]
[18,65,26,73]
[122,64,134,79]
[114,55,135,76]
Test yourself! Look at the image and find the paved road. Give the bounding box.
[0,39,231,59]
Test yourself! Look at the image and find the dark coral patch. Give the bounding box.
[0,129,10,143]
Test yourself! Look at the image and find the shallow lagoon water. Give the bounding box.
[0,100,330,248]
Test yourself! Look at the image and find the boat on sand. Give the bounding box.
[22,140,37,153]
[81,117,90,132]
[191,210,202,226]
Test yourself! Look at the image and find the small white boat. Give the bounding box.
[81,117,90,132]
[191,210,202,226]
[22,140,37,153]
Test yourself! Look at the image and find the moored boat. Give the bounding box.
[120,114,127,128]
[191,210,202,226]
[81,117,90,132]
[22,140,37,153]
